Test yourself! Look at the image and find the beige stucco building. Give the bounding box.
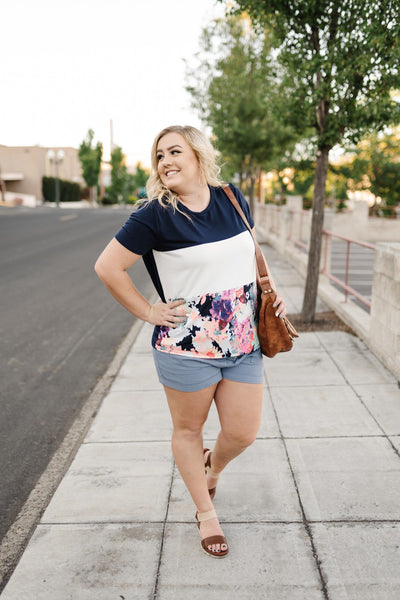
[0,145,83,205]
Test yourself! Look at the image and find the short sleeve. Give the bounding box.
[115,202,158,255]
[229,184,254,229]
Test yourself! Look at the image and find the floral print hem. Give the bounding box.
[155,281,260,358]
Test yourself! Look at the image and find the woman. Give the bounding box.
[95,125,286,558]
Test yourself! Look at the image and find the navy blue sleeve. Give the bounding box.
[115,202,158,255]
[229,184,255,229]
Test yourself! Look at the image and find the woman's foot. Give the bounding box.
[196,509,228,558]
[203,448,220,500]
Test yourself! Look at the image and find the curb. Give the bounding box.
[0,316,146,591]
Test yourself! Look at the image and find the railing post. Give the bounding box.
[286,196,303,248]
[345,241,351,302]
[321,209,334,273]
[280,205,290,248]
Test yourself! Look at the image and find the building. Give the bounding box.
[0,145,83,206]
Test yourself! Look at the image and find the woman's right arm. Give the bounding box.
[94,238,185,327]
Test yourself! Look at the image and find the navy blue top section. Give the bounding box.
[115,184,254,302]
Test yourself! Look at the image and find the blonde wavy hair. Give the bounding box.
[145,125,224,211]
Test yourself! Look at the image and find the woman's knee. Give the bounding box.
[172,421,204,441]
[221,427,258,449]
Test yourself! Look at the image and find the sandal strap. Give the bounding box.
[196,509,217,522]
[204,450,220,479]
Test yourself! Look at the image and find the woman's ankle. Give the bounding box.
[204,449,222,477]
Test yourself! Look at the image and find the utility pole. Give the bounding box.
[110,119,116,153]
[47,149,64,207]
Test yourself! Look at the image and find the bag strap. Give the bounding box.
[222,185,275,297]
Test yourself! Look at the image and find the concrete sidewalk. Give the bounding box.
[3,246,400,599]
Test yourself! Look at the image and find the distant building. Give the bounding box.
[0,145,83,206]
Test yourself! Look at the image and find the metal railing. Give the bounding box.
[259,205,376,310]
[321,231,376,309]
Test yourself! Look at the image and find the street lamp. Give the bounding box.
[47,149,64,208]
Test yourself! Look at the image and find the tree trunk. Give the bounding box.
[258,169,263,204]
[248,173,256,216]
[247,157,259,216]
[90,185,97,205]
[301,146,330,322]
[239,168,245,191]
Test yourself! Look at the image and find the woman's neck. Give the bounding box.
[178,184,210,212]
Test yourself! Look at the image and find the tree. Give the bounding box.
[131,162,149,190]
[222,0,400,321]
[350,130,400,215]
[186,16,299,213]
[107,146,128,203]
[78,129,103,204]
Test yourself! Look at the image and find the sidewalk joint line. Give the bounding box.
[282,434,394,440]
[36,517,400,526]
[268,387,331,600]
[82,439,173,445]
[317,337,400,463]
[152,458,174,600]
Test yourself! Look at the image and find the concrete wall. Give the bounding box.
[4,191,37,207]
[258,198,400,244]
[332,202,400,242]
[255,203,400,381]
[370,243,400,379]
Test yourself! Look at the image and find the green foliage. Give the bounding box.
[350,131,400,207]
[222,0,400,320]
[186,16,301,210]
[78,129,103,189]
[101,195,118,205]
[290,160,315,197]
[105,156,150,204]
[42,176,80,203]
[107,146,128,203]
[131,162,149,189]
[224,1,400,151]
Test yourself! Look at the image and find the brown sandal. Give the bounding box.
[195,509,229,558]
[203,448,220,500]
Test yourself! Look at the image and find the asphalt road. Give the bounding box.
[0,206,153,541]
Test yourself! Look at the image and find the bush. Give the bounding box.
[80,186,90,200]
[378,206,396,218]
[42,176,80,202]
[100,195,118,205]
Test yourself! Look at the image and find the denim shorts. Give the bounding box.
[152,347,264,392]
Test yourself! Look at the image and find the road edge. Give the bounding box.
[0,315,146,591]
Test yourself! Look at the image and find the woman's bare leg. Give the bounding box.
[206,380,263,490]
[163,383,227,553]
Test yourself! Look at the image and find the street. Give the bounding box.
[0,206,153,541]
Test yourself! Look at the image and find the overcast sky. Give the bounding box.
[1,0,225,166]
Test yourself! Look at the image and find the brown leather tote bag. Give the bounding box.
[223,185,299,358]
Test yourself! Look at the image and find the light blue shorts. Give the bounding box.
[152,347,264,392]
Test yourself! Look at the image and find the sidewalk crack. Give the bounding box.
[152,456,174,600]
[268,388,331,600]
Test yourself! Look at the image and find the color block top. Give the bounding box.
[115,184,259,358]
